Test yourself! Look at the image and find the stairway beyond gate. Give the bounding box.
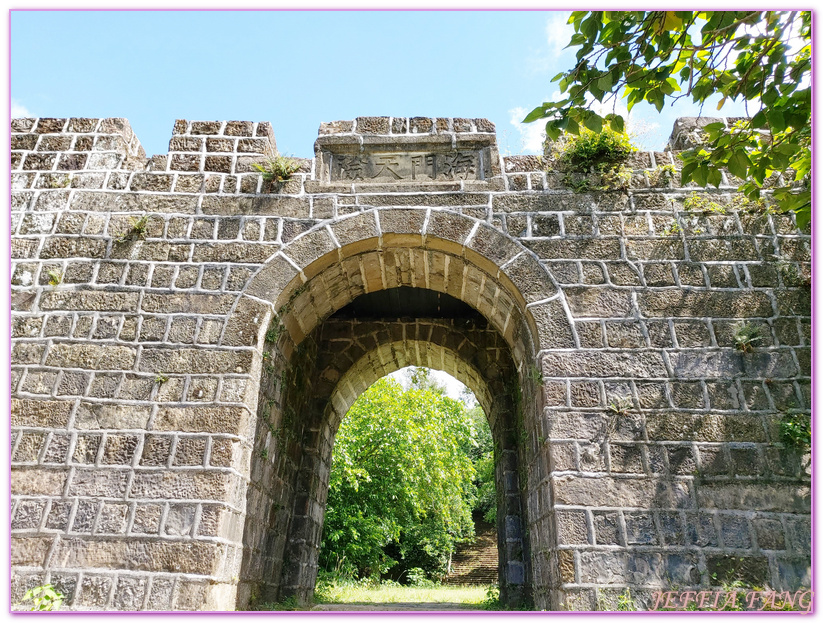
[444,518,498,585]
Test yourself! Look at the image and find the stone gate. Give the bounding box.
[10,115,811,610]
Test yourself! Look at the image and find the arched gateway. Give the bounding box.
[10,116,810,611]
[235,207,564,607]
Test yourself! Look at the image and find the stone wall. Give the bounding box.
[10,115,811,611]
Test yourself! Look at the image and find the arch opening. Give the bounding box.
[315,367,494,592]
[236,225,559,610]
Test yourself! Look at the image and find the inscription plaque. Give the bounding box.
[314,122,503,187]
[329,150,489,182]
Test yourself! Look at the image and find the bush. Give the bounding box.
[552,127,636,173]
[406,567,435,587]
[467,406,496,524]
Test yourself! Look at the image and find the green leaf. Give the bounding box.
[524,8,810,209]
[566,117,580,135]
[707,167,722,187]
[751,110,768,129]
[768,151,789,171]
[584,114,603,133]
[567,33,587,47]
[626,89,640,112]
[794,204,811,230]
[545,121,562,142]
[581,16,597,41]
[791,150,811,180]
[569,10,587,24]
[597,72,614,90]
[766,109,786,132]
[651,91,665,113]
[608,115,625,133]
[727,150,751,179]
[680,160,699,183]
[523,105,551,123]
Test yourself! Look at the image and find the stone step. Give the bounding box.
[444,518,499,585]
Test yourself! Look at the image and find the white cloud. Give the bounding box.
[12,99,33,118]
[545,12,575,56]
[526,13,574,74]
[508,107,546,155]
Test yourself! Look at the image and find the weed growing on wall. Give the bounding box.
[117,214,151,243]
[650,163,677,186]
[607,397,633,417]
[595,587,638,611]
[661,220,682,237]
[780,412,811,450]
[617,588,638,611]
[20,584,64,611]
[44,175,70,189]
[253,155,300,189]
[545,127,637,193]
[775,256,811,287]
[683,192,775,216]
[684,193,727,215]
[732,323,762,353]
[46,268,63,287]
[555,128,636,172]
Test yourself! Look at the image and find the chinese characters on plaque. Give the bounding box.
[330,150,486,182]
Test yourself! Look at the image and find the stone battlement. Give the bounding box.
[12,115,764,206]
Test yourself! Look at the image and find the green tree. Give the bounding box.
[525,11,811,226]
[466,405,496,524]
[408,366,447,394]
[320,377,476,580]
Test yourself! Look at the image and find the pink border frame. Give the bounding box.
[5,7,817,619]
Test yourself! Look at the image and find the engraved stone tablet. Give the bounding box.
[313,118,502,186]
[331,150,487,182]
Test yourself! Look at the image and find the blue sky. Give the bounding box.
[11,9,746,159]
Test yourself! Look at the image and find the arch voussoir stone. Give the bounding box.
[376,207,428,246]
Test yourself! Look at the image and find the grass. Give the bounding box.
[314,580,492,608]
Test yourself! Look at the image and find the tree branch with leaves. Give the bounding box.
[525,11,811,227]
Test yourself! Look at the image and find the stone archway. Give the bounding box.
[232,213,570,609]
[276,314,526,606]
